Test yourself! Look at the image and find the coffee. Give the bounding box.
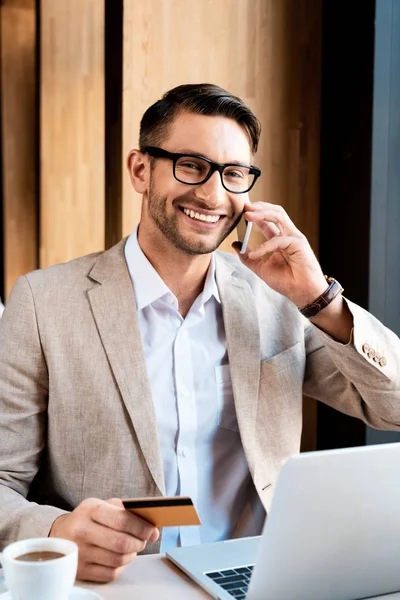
[15,551,65,562]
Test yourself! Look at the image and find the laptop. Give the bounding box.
[167,442,400,600]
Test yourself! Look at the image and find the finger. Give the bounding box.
[244,200,289,216]
[80,545,138,569]
[77,563,125,583]
[260,221,281,240]
[231,242,256,268]
[92,500,158,542]
[84,521,148,555]
[244,205,299,237]
[247,235,300,260]
[105,499,158,542]
[244,200,274,211]
[106,497,124,508]
[104,499,158,543]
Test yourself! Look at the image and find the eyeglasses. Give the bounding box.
[142,146,261,194]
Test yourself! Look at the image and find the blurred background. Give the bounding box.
[0,0,399,450]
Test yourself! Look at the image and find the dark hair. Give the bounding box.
[139,83,261,155]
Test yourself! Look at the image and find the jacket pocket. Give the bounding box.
[258,341,305,425]
[260,341,303,380]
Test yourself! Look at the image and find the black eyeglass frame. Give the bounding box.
[142,146,261,194]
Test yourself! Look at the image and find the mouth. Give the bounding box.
[179,206,224,225]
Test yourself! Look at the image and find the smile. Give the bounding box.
[182,208,221,223]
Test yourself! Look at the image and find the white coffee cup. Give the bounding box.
[1,537,78,600]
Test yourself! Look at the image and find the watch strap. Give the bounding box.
[299,277,344,319]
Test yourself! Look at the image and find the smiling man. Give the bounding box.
[0,84,400,583]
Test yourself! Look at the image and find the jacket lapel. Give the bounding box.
[87,240,165,496]
[215,254,261,479]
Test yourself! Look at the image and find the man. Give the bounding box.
[0,84,399,583]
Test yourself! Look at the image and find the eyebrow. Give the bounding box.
[174,148,252,166]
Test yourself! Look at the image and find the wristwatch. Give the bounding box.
[298,277,344,319]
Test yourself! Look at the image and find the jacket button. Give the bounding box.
[379,356,387,367]
[367,349,376,359]
[362,343,370,353]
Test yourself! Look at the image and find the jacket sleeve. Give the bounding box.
[303,298,400,429]
[0,276,66,549]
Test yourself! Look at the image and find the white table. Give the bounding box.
[81,554,208,599]
[2,555,400,599]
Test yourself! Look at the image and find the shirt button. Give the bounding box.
[166,295,175,305]
[179,447,188,457]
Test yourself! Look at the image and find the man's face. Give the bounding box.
[142,112,253,255]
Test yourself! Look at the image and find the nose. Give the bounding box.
[192,170,226,206]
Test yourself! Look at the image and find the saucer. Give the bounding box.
[0,586,103,599]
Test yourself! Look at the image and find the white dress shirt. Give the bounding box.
[125,229,265,552]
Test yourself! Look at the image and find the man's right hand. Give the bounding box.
[49,497,159,582]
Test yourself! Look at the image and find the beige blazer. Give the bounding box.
[0,240,399,553]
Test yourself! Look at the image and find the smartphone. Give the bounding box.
[236,217,253,254]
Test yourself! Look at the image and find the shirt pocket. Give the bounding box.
[215,364,240,433]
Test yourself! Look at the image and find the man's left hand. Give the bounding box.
[233,201,328,308]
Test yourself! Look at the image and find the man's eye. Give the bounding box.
[181,162,202,171]
[225,170,244,179]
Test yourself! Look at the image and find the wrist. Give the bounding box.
[49,513,68,537]
[309,292,345,323]
[298,276,344,319]
[309,294,354,344]
[291,273,329,309]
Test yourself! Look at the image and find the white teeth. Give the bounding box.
[183,208,220,223]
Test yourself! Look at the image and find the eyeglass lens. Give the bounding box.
[174,156,255,193]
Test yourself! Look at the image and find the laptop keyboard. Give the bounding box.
[205,565,254,598]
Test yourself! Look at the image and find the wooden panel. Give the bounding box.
[40,0,105,268]
[105,0,123,250]
[0,0,37,298]
[123,0,322,254]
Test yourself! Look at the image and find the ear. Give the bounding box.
[126,149,150,194]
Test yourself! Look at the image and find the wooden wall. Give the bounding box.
[0,0,321,447]
[0,0,37,298]
[40,0,105,269]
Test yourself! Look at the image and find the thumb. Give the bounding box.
[106,498,124,508]
[231,241,258,273]
[231,241,243,253]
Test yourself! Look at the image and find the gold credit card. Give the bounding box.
[122,496,201,528]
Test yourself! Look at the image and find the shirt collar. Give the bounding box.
[124,226,221,311]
